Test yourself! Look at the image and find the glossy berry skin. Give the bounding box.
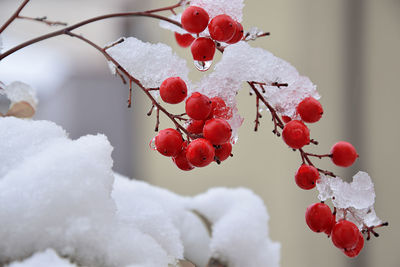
[282,120,310,149]
[186,119,205,134]
[203,118,232,145]
[343,231,364,258]
[226,22,244,44]
[215,142,232,162]
[297,97,324,123]
[173,142,194,171]
[305,203,335,233]
[174,32,195,48]
[159,77,187,104]
[282,115,292,123]
[191,37,216,61]
[209,97,232,119]
[295,164,320,190]
[208,14,236,42]
[186,138,215,167]
[155,128,183,157]
[181,6,209,34]
[331,141,358,167]
[331,220,360,250]
[185,92,212,120]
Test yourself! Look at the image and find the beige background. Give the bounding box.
[1,0,399,267]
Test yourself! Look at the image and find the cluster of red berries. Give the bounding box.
[153,76,234,170]
[306,202,365,257]
[174,6,244,69]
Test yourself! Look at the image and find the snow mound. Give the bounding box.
[7,249,76,267]
[190,0,245,22]
[2,81,38,112]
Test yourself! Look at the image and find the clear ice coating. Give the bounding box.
[194,60,213,71]
[149,137,157,151]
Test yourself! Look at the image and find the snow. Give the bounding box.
[159,14,188,35]
[2,81,38,111]
[1,117,280,267]
[106,37,190,97]
[190,0,245,22]
[316,172,382,228]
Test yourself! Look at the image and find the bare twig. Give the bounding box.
[0,0,31,34]
[17,15,67,26]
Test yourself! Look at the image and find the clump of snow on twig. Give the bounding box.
[317,172,382,229]
[1,81,38,112]
[190,0,245,22]
[159,13,188,35]
[7,249,77,267]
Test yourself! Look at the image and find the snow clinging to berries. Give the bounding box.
[190,0,245,22]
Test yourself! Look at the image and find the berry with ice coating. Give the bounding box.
[226,22,244,44]
[331,220,360,250]
[181,6,209,34]
[155,128,183,157]
[331,141,358,167]
[215,142,232,162]
[186,138,215,167]
[173,142,194,171]
[185,92,212,120]
[295,164,320,190]
[282,120,310,149]
[305,202,335,233]
[209,97,233,119]
[343,231,364,258]
[159,77,187,104]
[203,118,232,145]
[174,32,195,48]
[297,97,323,123]
[208,14,237,42]
[191,37,216,61]
[186,119,205,134]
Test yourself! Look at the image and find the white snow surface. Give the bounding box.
[7,249,76,267]
[316,172,382,229]
[2,81,38,110]
[106,37,190,95]
[159,14,188,35]
[190,0,245,22]
[0,117,280,267]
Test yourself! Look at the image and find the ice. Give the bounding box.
[316,172,382,229]
[159,14,188,35]
[7,249,77,267]
[106,37,190,97]
[3,81,38,111]
[190,0,245,22]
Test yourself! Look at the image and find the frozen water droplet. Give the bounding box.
[149,137,157,151]
[194,60,212,71]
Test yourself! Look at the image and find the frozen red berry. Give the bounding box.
[185,92,212,120]
[159,77,187,104]
[226,22,244,44]
[282,115,292,123]
[186,138,215,167]
[203,118,232,145]
[155,128,183,157]
[208,14,236,42]
[331,220,360,250]
[174,32,195,47]
[186,119,205,134]
[209,97,232,119]
[282,120,310,149]
[330,141,358,167]
[295,164,320,190]
[305,203,335,233]
[215,142,232,162]
[173,142,194,171]
[181,6,209,34]
[191,37,216,61]
[297,97,324,123]
[343,231,364,258]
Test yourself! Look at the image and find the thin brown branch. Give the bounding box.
[17,15,67,26]
[0,0,31,34]
[155,107,160,131]
[128,79,133,108]
[254,96,261,131]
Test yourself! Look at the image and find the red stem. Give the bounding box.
[0,0,31,34]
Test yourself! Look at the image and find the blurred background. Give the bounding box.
[0,0,399,266]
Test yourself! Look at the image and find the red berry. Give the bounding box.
[215,142,232,162]
[173,142,194,171]
[186,138,215,167]
[282,115,292,123]
[295,164,320,190]
[305,203,335,233]
[181,6,209,34]
[203,118,232,145]
[330,141,358,167]
[282,120,310,149]
[155,128,183,157]
[174,32,195,48]
[191,37,216,61]
[226,22,244,44]
[297,97,324,123]
[208,14,237,42]
[159,77,187,104]
[186,119,205,134]
[343,231,364,258]
[209,97,232,119]
[331,220,360,250]
[185,92,212,120]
